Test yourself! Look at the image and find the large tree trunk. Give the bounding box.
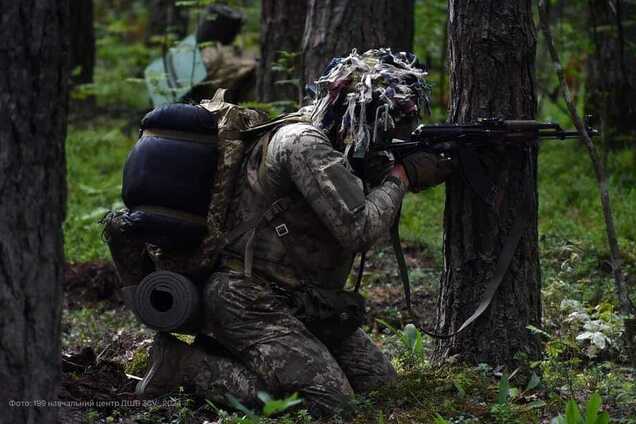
[70,0,95,84]
[302,0,414,86]
[257,0,308,105]
[0,1,69,422]
[433,0,541,367]
[585,0,636,151]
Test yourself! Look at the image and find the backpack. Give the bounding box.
[120,89,268,271]
[112,90,309,332]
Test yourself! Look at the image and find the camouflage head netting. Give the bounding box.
[310,48,431,158]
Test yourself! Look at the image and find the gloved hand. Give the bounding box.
[363,150,395,187]
[401,152,456,192]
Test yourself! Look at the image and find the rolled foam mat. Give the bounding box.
[133,271,201,332]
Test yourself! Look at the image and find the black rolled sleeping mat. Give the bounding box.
[140,103,218,134]
[123,104,218,217]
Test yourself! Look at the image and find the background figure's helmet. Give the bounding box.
[310,48,431,158]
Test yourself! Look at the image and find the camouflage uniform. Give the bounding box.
[198,123,406,416]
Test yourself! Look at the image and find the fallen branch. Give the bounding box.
[537,0,635,317]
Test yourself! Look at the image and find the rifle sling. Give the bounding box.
[391,206,411,308]
[392,194,530,339]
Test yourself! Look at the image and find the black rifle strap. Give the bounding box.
[354,251,367,293]
[354,181,370,293]
[392,194,530,339]
[391,207,411,309]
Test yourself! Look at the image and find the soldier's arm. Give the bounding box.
[279,125,408,252]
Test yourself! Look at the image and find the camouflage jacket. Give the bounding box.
[223,123,407,289]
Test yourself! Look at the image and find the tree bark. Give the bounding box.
[70,0,95,84]
[257,0,307,104]
[585,0,636,151]
[0,1,69,422]
[302,0,414,87]
[433,0,541,367]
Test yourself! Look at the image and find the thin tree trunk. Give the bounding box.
[257,0,307,104]
[0,1,69,422]
[585,0,636,151]
[146,0,189,44]
[302,0,414,87]
[438,17,449,112]
[433,0,541,367]
[539,0,635,317]
[70,0,95,85]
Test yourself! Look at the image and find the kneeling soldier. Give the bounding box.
[112,49,454,418]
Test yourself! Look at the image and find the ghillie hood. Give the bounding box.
[309,48,431,158]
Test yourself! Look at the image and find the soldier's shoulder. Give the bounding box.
[272,123,328,146]
[269,122,330,159]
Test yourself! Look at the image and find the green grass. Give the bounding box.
[64,119,136,262]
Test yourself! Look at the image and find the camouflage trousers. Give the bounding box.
[102,213,396,417]
[195,271,397,417]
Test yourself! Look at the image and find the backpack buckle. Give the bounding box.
[275,224,289,237]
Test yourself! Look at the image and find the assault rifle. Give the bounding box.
[372,117,598,161]
[371,117,598,207]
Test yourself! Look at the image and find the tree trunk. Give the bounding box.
[70,0,95,84]
[0,1,69,422]
[146,0,189,44]
[257,0,307,104]
[302,0,414,87]
[433,0,541,367]
[585,0,636,151]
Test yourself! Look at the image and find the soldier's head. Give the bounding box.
[309,48,431,157]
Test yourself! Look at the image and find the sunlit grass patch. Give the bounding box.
[64,119,135,262]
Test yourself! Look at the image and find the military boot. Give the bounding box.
[136,332,201,398]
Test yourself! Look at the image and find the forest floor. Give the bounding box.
[58,233,636,423]
[57,242,431,422]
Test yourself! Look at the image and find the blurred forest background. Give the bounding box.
[56,0,635,422]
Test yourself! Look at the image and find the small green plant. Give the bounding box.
[125,345,150,376]
[174,389,196,423]
[85,409,100,424]
[551,393,610,424]
[489,373,516,423]
[486,371,546,423]
[221,391,303,423]
[377,410,385,424]
[433,414,450,424]
[377,320,426,368]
